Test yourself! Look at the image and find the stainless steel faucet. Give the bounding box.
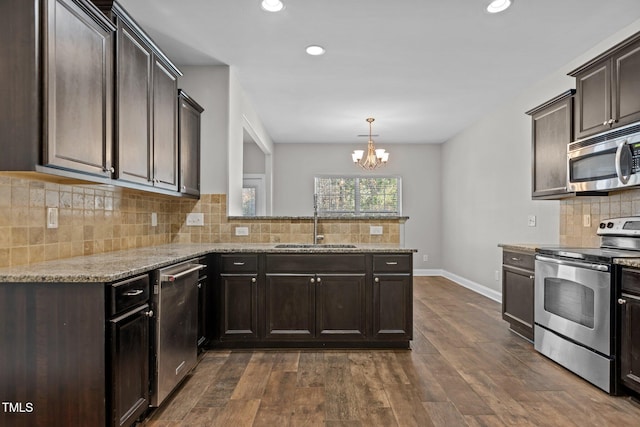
[313,194,323,245]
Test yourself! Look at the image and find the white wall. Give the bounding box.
[243,142,266,174]
[273,143,442,270]
[441,19,640,294]
[178,66,229,194]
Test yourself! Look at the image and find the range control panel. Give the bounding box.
[597,217,640,236]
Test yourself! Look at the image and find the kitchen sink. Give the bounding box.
[274,244,357,248]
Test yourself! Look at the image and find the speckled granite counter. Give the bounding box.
[0,243,417,283]
[498,243,543,254]
[614,258,640,268]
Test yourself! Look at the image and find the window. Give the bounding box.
[314,176,401,216]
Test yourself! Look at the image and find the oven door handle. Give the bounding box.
[536,255,609,272]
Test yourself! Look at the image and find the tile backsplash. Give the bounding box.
[0,174,403,268]
[560,189,640,247]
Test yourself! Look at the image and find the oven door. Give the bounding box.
[534,256,611,355]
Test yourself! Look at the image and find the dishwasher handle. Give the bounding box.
[160,264,205,282]
[535,255,609,272]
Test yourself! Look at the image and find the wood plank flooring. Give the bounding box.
[145,276,640,426]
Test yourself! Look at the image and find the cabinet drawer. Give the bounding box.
[221,254,258,273]
[622,268,640,295]
[373,254,412,273]
[266,254,366,273]
[106,274,150,316]
[502,251,535,271]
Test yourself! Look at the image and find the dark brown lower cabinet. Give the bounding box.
[372,274,413,340]
[501,250,535,341]
[213,252,412,348]
[108,305,149,427]
[220,274,259,340]
[620,268,640,394]
[265,274,315,340]
[316,274,367,340]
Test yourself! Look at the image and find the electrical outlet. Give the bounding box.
[583,214,591,227]
[370,226,383,235]
[527,215,536,227]
[46,207,58,229]
[151,212,158,227]
[235,226,249,236]
[423,254,428,262]
[186,213,204,226]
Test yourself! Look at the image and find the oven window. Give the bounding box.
[544,278,595,328]
[570,150,617,182]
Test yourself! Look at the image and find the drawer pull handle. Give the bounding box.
[123,289,143,296]
[511,257,521,262]
[233,262,245,266]
[386,261,398,265]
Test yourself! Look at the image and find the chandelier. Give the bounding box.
[351,117,389,170]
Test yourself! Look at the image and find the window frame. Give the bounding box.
[313,175,402,216]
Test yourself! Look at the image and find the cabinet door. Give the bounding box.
[372,274,412,340]
[574,60,611,139]
[265,274,315,340]
[108,304,149,427]
[530,94,573,199]
[179,93,202,196]
[44,0,113,177]
[152,59,179,191]
[502,266,534,341]
[220,275,258,339]
[316,274,366,340]
[116,20,152,185]
[613,43,640,128]
[620,294,640,394]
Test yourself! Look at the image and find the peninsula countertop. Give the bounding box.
[0,243,417,283]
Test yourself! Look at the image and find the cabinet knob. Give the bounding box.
[609,119,616,125]
[182,185,187,191]
[251,277,256,283]
[197,283,202,289]
[103,166,115,174]
[604,120,609,126]
[310,278,315,284]
[618,298,627,305]
[145,310,154,318]
[317,277,322,283]
[529,275,534,280]
[374,277,380,283]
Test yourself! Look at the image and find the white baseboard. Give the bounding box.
[413,269,502,303]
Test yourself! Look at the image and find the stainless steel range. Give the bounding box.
[535,216,640,394]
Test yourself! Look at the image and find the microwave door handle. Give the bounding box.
[615,140,632,184]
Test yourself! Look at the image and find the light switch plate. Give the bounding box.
[186,213,204,226]
[370,225,383,235]
[235,226,249,236]
[583,214,591,227]
[527,215,536,227]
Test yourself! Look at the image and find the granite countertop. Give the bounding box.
[498,243,543,254]
[0,243,417,283]
[614,258,640,268]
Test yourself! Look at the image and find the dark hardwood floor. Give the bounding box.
[145,276,640,426]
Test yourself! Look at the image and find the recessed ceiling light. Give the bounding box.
[306,45,325,56]
[486,0,512,13]
[261,0,284,12]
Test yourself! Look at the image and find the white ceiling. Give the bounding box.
[119,0,640,144]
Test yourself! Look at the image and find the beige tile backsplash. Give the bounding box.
[0,174,402,268]
[560,189,640,247]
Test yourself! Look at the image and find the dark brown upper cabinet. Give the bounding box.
[178,90,204,196]
[570,32,640,140]
[526,90,575,199]
[0,0,116,178]
[94,1,182,192]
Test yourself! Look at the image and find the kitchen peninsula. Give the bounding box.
[0,242,415,427]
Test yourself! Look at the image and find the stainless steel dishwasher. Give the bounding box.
[150,259,204,407]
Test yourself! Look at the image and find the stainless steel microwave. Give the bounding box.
[568,124,640,192]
